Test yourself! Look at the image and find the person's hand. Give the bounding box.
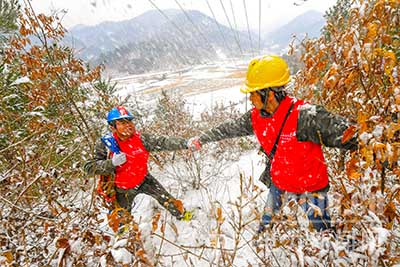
[187,137,201,151]
[112,152,127,166]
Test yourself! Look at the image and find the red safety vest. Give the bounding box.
[251,96,329,193]
[112,131,150,189]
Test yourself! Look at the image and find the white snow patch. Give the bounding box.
[10,76,31,86]
[111,247,133,264]
[301,103,317,116]
[372,125,384,138]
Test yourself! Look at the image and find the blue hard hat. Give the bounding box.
[107,106,134,124]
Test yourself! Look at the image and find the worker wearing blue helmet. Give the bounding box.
[84,106,193,224]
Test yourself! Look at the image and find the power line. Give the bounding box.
[173,0,214,51]
[229,0,241,52]
[203,0,238,67]
[259,0,262,52]
[147,0,188,37]
[204,0,229,53]
[243,0,254,57]
[219,0,243,55]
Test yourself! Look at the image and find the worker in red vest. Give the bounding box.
[188,55,357,232]
[85,106,192,223]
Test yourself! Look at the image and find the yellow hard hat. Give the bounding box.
[240,55,291,93]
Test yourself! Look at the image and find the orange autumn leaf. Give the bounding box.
[365,22,378,43]
[344,71,357,87]
[56,238,70,250]
[132,223,139,232]
[323,64,339,89]
[388,143,400,166]
[216,207,224,224]
[358,112,369,133]
[2,251,13,263]
[387,123,400,140]
[383,202,398,224]
[151,212,161,232]
[373,143,386,154]
[382,34,392,44]
[342,125,358,144]
[346,157,362,179]
[107,208,123,232]
[135,249,145,258]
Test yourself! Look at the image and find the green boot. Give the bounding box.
[180,210,193,222]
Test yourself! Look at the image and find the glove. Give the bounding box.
[111,152,127,166]
[187,137,201,151]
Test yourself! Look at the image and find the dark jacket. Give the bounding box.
[198,103,357,150]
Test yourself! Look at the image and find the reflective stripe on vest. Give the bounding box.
[251,96,329,193]
[113,131,149,189]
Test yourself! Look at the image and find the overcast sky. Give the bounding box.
[31,0,337,32]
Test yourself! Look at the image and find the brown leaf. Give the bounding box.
[107,208,122,232]
[151,212,161,232]
[358,112,369,133]
[135,249,145,259]
[387,123,400,140]
[342,125,357,144]
[216,207,224,224]
[346,156,362,179]
[365,22,378,43]
[383,202,398,224]
[56,238,70,250]
[2,250,13,263]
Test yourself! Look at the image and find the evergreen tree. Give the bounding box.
[0,0,19,46]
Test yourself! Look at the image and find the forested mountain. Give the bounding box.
[64,9,325,75]
[64,9,253,75]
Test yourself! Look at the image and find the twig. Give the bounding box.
[13,142,82,205]
[154,213,167,266]
[0,195,56,221]
[0,162,19,183]
[0,131,40,154]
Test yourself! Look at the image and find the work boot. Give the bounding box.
[179,210,193,222]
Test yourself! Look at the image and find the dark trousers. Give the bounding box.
[263,183,332,231]
[115,173,183,219]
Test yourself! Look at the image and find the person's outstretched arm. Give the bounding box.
[198,110,254,144]
[297,104,358,150]
[141,134,188,152]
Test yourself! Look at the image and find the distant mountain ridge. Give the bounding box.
[64,9,255,75]
[63,9,325,75]
[266,10,325,50]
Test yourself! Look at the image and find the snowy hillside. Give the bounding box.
[88,61,399,266]
[95,60,271,266]
[2,1,399,266]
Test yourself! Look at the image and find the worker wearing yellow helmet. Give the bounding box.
[188,55,358,234]
[241,54,291,92]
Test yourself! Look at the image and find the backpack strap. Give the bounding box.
[268,102,295,160]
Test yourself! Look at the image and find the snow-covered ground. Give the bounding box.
[101,62,273,266]
[92,62,399,266]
